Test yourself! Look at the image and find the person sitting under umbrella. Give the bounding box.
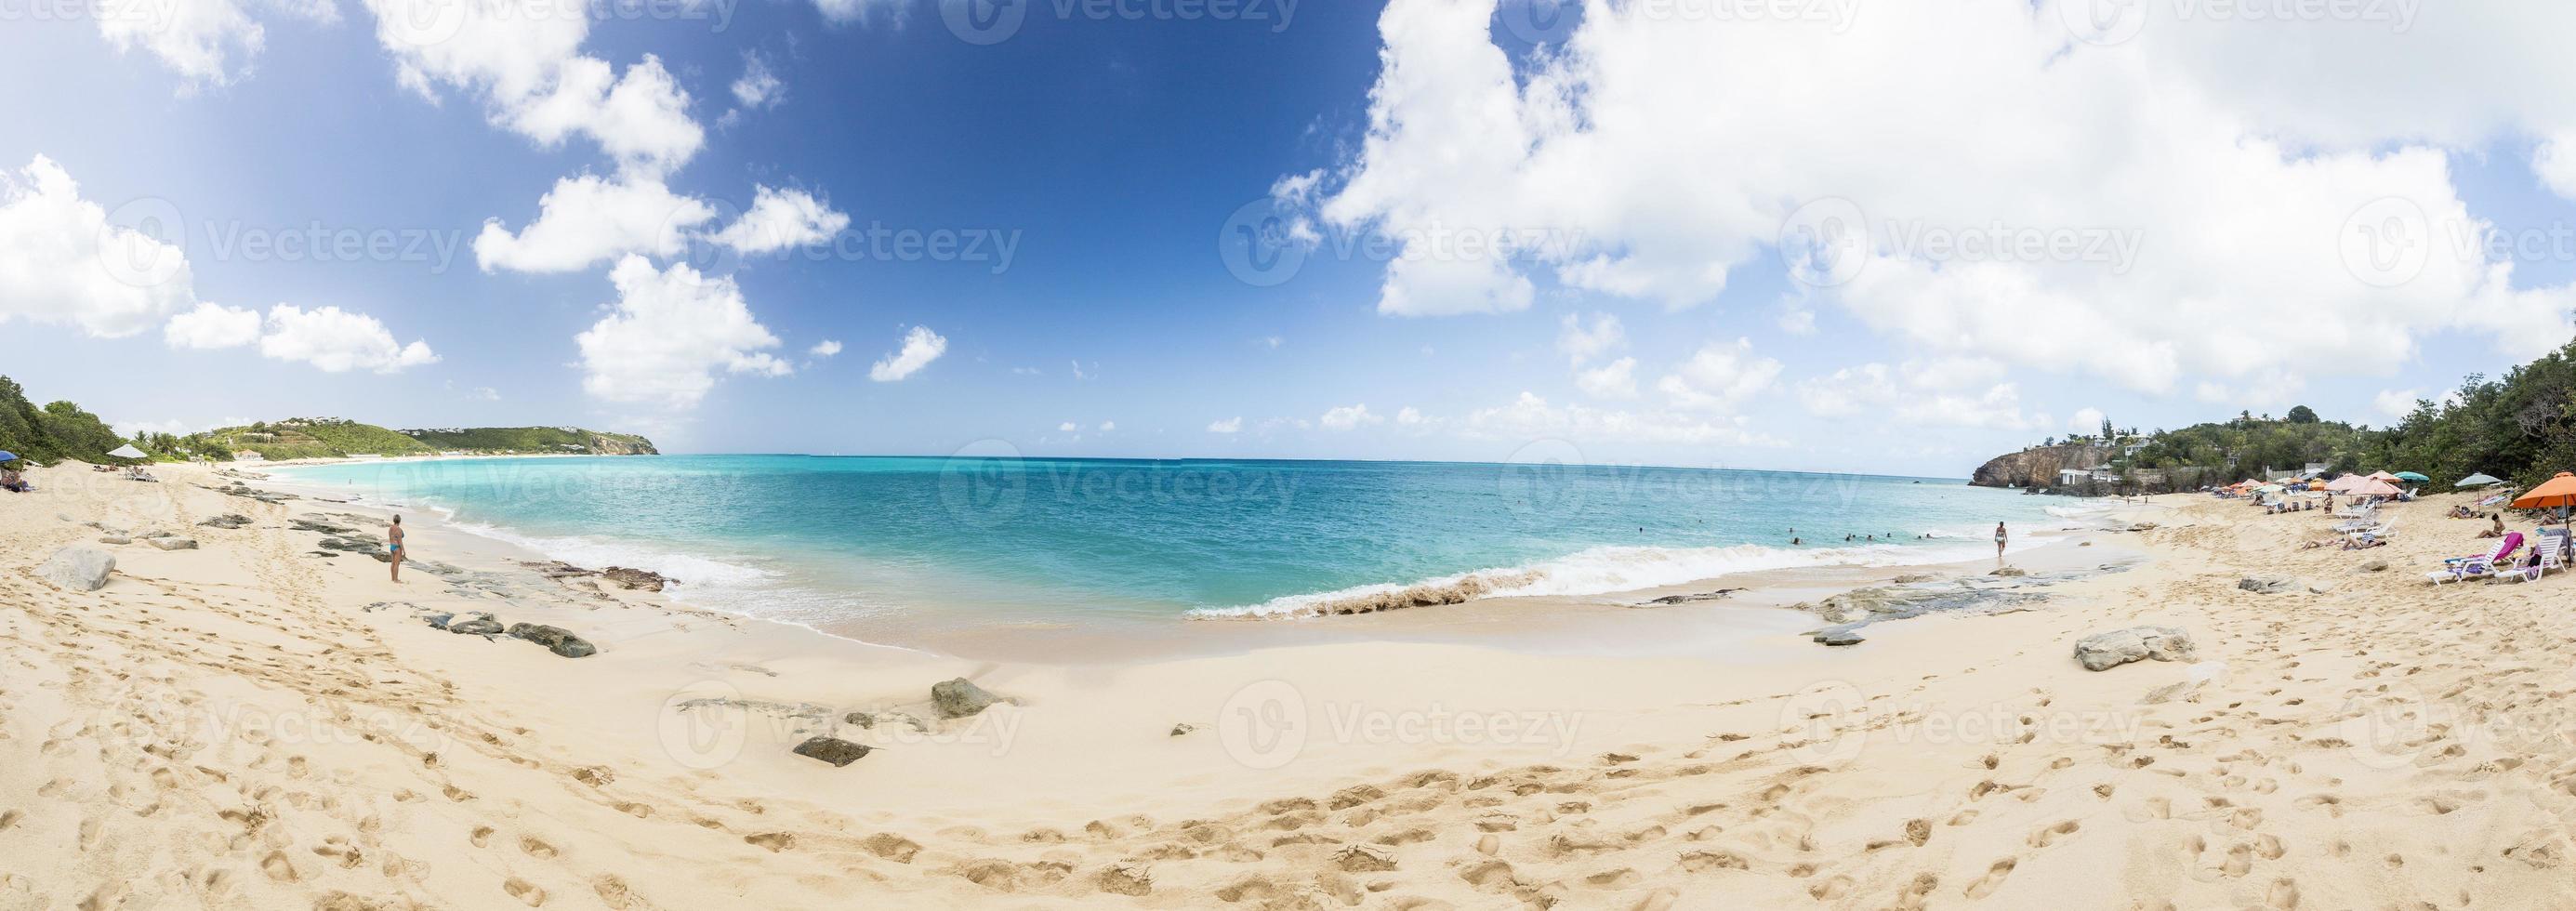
[0,453,29,493]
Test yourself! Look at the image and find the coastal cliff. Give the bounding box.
[403,427,659,456]
[1969,442,2115,489]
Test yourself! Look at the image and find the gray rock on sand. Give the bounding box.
[844,710,930,733]
[791,736,874,767]
[39,548,116,591]
[1813,627,1867,647]
[931,678,1011,719]
[146,537,199,551]
[1890,574,1939,584]
[601,566,674,591]
[198,514,252,530]
[98,535,131,545]
[2074,626,2196,671]
[507,623,597,658]
[438,613,506,637]
[1989,566,2029,577]
[2238,575,2311,595]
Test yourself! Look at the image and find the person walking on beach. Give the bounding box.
[388,515,406,583]
[1993,522,2009,562]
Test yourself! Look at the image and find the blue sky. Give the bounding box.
[3,1,2573,476]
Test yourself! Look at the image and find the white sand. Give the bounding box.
[2,462,2567,908]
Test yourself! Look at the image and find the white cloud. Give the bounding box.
[1794,361,2036,429]
[1556,311,1624,366]
[1460,391,1780,447]
[1209,416,1244,433]
[576,256,789,409]
[732,52,784,110]
[1099,421,1116,432]
[1396,406,1424,426]
[360,1,700,177]
[1575,356,1638,399]
[868,325,947,382]
[1658,338,1782,414]
[0,156,195,337]
[163,302,264,350]
[1777,306,1816,336]
[113,417,198,439]
[1320,403,1385,430]
[811,0,905,23]
[809,339,843,358]
[2069,407,2108,434]
[709,185,850,256]
[2373,389,2423,420]
[1058,421,1078,432]
[257,305,440,374]
[474,173,712,273]
[1301,0,2576,391]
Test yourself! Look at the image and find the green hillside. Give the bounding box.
[195,418,438,461]
[403,427,658,456]
[0,376,122,466]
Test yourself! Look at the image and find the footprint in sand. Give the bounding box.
[502,878,546,906]
[1962,858,2016,898]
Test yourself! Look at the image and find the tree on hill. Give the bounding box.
[2286,404,2319,424]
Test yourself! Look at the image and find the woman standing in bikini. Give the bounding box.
[1994,522,2008,563]
[389,515,406,583]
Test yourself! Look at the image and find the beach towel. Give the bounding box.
[2495,532,2525,561]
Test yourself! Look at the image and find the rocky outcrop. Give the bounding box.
[39,548,115,591]
[2074,627,2196,671]
[1970,443,2116,489]
[791,736,874,767]
[601,567,673,591]
[507,624,597,658]
[199,514,252,530]
[931,678,1011,719]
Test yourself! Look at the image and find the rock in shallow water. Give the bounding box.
[791,736,873,767]
[39,548,115,591]
[2074,626,2195,671]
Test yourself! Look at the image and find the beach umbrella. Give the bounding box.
[2457,472,2506,488]
[2394,471,2430,482]
[108,444,146,460]
[0,451,16,463]
[2369,470,2401,482]
[2349,477,2402,498]
[2513,472,2576,535]
[2326,475,2370,494]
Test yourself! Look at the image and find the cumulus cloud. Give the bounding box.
[257,304,441,374]
[1396,406,1424,426]
[810,0,905,23]
[1658,338,1782,414]
[809,339,843,358]
[0,156,195,337]
[708,185,850,256]
[1058,421,1078,432]
[361,1,701,177]
[1795,361,2038,429]
[2373,389,2423,420]
[164,302,265,350]
[1320,403,1385,430]
[576,256,790,409]
[1209,416,1244,433]
[1299,0,2576,391]
[732,52,784,110]
[2069,407,2109,434]
[1556,311,1624,366]
[868,325,947,382]
[473,173,713,273]
[1575,356,1638,399]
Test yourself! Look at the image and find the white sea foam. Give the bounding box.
[443,521,778,589]
[1186,539,2003,620]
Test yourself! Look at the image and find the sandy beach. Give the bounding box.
[6,461,2572,909]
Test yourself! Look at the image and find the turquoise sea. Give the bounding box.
[271,456,2087,646]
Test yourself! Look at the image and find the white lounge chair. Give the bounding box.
[2503,548,2564,583]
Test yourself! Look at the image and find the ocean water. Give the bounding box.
[271,456,2086,642]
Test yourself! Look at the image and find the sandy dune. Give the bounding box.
[4,463,2573,908]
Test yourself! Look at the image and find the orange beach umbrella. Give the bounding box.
[2511,472,2576,511]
